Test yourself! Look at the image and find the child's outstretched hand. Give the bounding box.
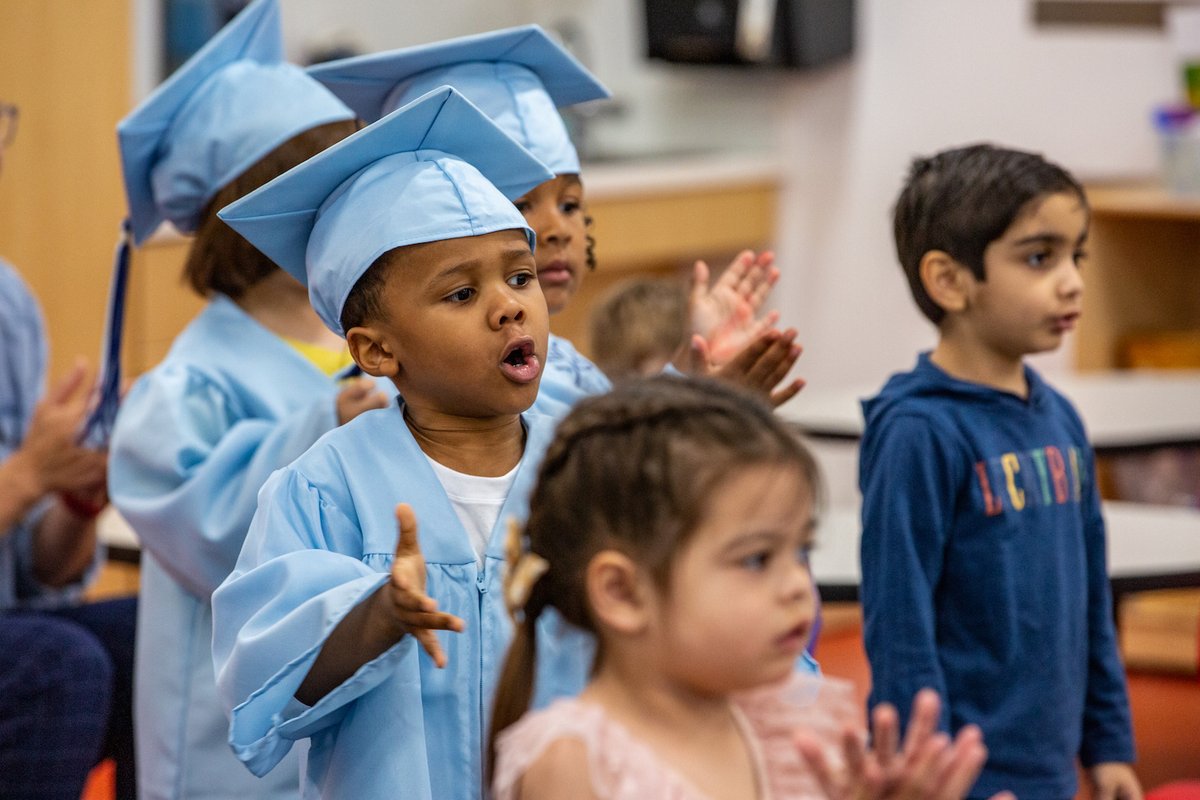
[387,503,464,668]
[294,504,466,706]
[687,250,781,366]
[795,689,1014,800]
[1088,763,1142,800]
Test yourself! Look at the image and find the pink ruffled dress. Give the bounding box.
[492,674,861,800]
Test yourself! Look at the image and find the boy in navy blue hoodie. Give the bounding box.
[860,144,1140,800]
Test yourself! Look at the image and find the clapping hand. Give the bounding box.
[687,250,780,367]
[16,359,107,496]
[796,689,1014,800]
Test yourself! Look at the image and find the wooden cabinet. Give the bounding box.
[1078,184,1200,371]
[123,233,203,375]
[0,0,133,379]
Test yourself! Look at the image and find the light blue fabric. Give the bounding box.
[530,333,612,416]
[117,0,353,244]
[108,295,393,800]
[212,403,592,800]
[216,86,551,334]
[308,25,610,177]
[0,259,79,610]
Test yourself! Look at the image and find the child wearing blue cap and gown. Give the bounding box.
[105,2,391,798]
[310,25,804,414]
[211,87,595,800]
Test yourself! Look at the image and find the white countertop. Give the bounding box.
[781,370,1200,452]
[810,501,1200,598]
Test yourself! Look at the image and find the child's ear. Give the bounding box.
[585,550,653,636]
[346,325,401,379]
[919,250,971,315]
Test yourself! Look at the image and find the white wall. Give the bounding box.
[770,0,1177,390]
[270,0,1179,389]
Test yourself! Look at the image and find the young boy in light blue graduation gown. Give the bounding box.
[211,87,592,800]
[105,2,390,798]
[309,26,803,415]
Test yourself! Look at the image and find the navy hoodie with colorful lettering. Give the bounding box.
[859,353,1134,800]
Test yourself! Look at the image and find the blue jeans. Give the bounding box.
[0,596,136,800]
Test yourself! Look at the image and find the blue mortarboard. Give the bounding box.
[217,86,555,335]
[117,0,354,245]
[308,25,610,176]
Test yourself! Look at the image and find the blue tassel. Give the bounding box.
[81,220,132,448]
[333,361,363,381]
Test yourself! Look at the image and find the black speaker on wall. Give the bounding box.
[644,0,854,69]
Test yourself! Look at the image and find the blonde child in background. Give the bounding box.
[489,376,1002,800]
[587,277,687,382]
[105,2,390,797]
[309,25,803,411]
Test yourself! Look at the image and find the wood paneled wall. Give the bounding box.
[0,1,132,380]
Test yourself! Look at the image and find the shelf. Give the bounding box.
[1077,182,1200,370]
[1087,182,1200,221]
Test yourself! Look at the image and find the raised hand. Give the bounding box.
[688,250,781,367]
[336,376,391,425]
[796,689,1013,800]
[385,503,464,668]
[13,359,106,496]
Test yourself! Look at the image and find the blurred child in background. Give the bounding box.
[106,2,389,797]
[587,277,687,383]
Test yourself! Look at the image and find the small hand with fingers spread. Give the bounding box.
[796,689,1014,800]
[384,503,464,668]
[688,250,781,367]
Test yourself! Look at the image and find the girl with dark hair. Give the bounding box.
[489,376,1003,800]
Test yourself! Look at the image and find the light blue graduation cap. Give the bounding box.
[83,0,353,446]
[217,86,555,335]
[308,25,610,176]
[117,0,354,244]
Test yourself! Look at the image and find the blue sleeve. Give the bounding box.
[212,468,413,777]
[1078,449,1136,766]
[108,365,338,600]
[0,258,47,446]
[0,259,92,608]
[859,412,958,733]
[1,499,97,609]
